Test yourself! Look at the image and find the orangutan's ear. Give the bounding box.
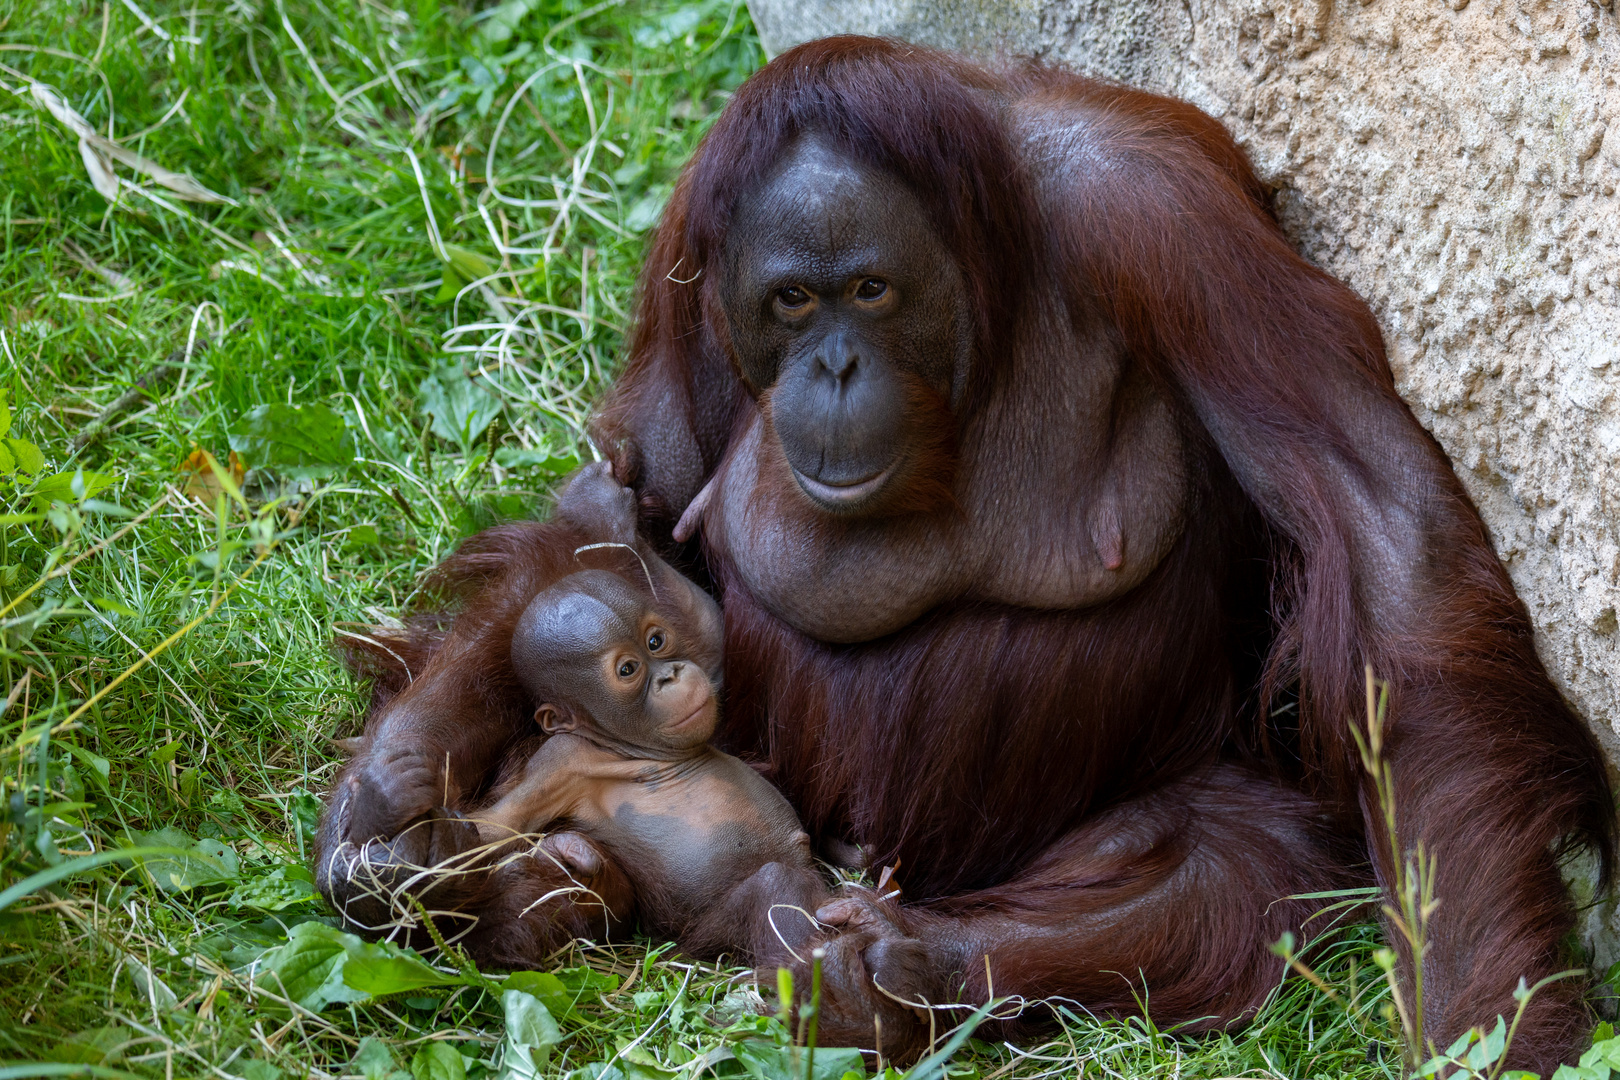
[536,704,576,735]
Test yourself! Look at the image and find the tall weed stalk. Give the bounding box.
[1298,666,1596,1080]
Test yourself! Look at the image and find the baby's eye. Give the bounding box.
[647,629,666,652]
[617,659,639,679]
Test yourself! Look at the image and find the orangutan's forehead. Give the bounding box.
[519,571,654,663]
[726,140,940,291]
[532,593,634,660]
[735,139,931,255]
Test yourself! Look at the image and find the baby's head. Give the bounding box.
[512,569,719,751]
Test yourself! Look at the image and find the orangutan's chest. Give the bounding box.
[704,409,1189,644]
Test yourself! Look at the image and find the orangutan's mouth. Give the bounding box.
[790,461,896,509]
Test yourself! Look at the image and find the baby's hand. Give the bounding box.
[541,830,638,932]
[556,461,637,545]
[340,744,444,844]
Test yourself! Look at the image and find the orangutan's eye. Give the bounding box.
[854,277,888,301]
[647,629,667,652]
[778,285,811,308]
[617,659,639,679]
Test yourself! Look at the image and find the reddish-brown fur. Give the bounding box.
[317,39,1614,1071]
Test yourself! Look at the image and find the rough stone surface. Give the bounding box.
[749,0,1620,770]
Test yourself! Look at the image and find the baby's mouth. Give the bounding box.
[666,700,712,735]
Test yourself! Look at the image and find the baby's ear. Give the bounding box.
[536,704,576,734]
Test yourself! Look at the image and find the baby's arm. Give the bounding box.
[476,735,648,842]
[476,737,590,842]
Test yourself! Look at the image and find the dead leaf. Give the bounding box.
[28,80,234,205]
[180,448,245,506]
[77,138,121,202]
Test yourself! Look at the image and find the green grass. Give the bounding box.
[0,0,1418,1075]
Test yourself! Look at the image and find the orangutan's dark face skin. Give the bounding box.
[720,138,971,517]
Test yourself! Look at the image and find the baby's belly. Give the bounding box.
[593,798,796,915]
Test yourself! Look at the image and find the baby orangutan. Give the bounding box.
[477,558,830,965]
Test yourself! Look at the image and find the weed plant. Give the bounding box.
[0,0,1600,1076]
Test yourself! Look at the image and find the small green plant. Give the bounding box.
[1350,666,1440,1068]
[1275,667,1598,1080]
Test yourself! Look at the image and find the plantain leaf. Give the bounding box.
[6,438,46,476]
[418,367,500,452]
[340,943,465,997]
[409,1043,465,1080]
[31,469,117,509]
[125,827,238,892]
[254,922,370,1011]
[500,989,563,1079]
[228,403,355,480]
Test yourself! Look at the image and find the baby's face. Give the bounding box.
[516,570,720,752]
[588,608,719,750]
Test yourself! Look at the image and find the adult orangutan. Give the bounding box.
[316,37,1614,1071]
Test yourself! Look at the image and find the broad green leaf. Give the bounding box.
[633,5,703,48]
[479,0,540,42]
[732,1042,863,1080]
[290,788,323,847]
[340,941,465,996]
[1465,1016,1507,1070]
[228,403,355,480]
[435,266,463,304]
[554,966,619,996]
[502,989,562,1078]
[504,970,583,1019]
[0,392,10,438]
[65,744,111,791]
[443,244,499,286]
[410,1043,465,1080]
[31,469,116,509]
[566,1065,626,1080]
[618,1044,680,1080]
[0,844,201,913]
[79,499,134,517]
[625,187,670,233]
[418,367,501,451]
[90,596,139,617]
[255,922,369,1011]
[1443,1028,1477,1061]
[228,866,318,912]
[1551,1066,1607,1080]
[152,740,183,764]
[6,438,44,476]
[125,828,238,892]
[494,447,579,475]
[239,1061,285,1080]
[0,442,14,474]
[352,1038,412,1080]
[345,524,380,548]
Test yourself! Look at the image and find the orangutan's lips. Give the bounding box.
[791,461,896,506]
